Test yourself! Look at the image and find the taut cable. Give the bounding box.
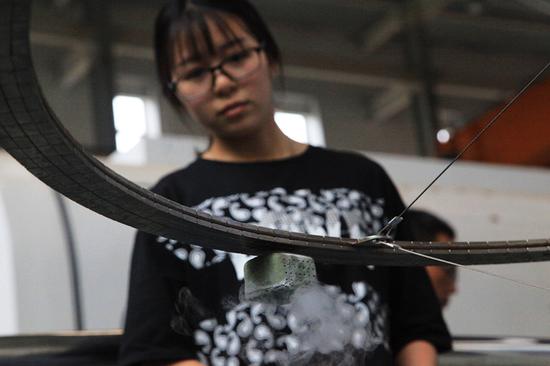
[378,241,550,293]
[377,61,550,236]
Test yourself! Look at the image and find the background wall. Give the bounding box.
[371,152,550,337]
[0,155,75,334]
[0,195,17,335]
[34,50,422,156]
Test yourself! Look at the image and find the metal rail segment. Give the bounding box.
[1,0,549,266]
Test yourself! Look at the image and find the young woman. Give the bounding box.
[119,1,451,365]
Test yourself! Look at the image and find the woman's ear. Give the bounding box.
[269,62,280,78]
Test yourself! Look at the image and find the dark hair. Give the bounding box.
[405,209,455,242]
[154,0,281,110]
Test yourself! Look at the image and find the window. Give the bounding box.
[112,92,324,154]
[274,111,309,144]
[274,92,325,146]
[112,95,161,153]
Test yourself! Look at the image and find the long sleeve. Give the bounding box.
[388,266,452,355]
[118,231,199,366]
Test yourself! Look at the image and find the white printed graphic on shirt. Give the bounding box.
[157,187,386,273]
[196,187,385,237]
[194,281,387,366]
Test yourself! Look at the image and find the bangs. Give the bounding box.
[169,9,245,67]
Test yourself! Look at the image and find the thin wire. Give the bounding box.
[377,60,550,235]
[379,241,550,293]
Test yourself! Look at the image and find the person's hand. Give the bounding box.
[166,361,207,366]
[395,340,437,366]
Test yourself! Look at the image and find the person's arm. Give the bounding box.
[395,340,437,366]
[119,231,198,366]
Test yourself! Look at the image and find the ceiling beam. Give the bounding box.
[252,0,389,11]
[284,65,511,101]
[511,0,550,16]
[60,49,93,89]
[367,86,411,122]
[361,0,454,52]
[30,29,512,102]
[440,11,550,43]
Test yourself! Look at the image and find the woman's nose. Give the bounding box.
[212,69,237,96]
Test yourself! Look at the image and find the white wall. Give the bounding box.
[0,153,74,334]
[0,195,17,335]
[0,152,177,334]
[371,152,550,338]
[64,198,135,329]
[63,159,177,329]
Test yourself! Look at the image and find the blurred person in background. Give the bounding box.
[406,209,457,308]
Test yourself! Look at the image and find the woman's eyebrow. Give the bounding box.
[175,38,247,67]
[217,37,246,52]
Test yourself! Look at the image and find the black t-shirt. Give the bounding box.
[119,146,451,366]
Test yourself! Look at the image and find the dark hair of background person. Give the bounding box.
[405,209,455,242]
[407,208,457,281]
[154,0,282,111]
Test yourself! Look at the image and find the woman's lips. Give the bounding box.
[219,101,249,118]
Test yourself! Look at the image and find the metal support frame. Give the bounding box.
[402,3,438,157]
[85,0,116,155]
[361,0,453,52]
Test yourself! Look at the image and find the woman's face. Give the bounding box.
[171,15,276,140]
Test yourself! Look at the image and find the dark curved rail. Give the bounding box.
[1,0,549,266]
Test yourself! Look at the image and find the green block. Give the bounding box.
[244,253,317,304]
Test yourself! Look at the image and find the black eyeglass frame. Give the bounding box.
[167,44,266,100]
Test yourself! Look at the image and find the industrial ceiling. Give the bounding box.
[27,0,550,157]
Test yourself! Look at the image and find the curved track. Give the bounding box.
[1,0,549,266]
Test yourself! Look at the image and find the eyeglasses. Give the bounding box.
[169,44,265,101]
